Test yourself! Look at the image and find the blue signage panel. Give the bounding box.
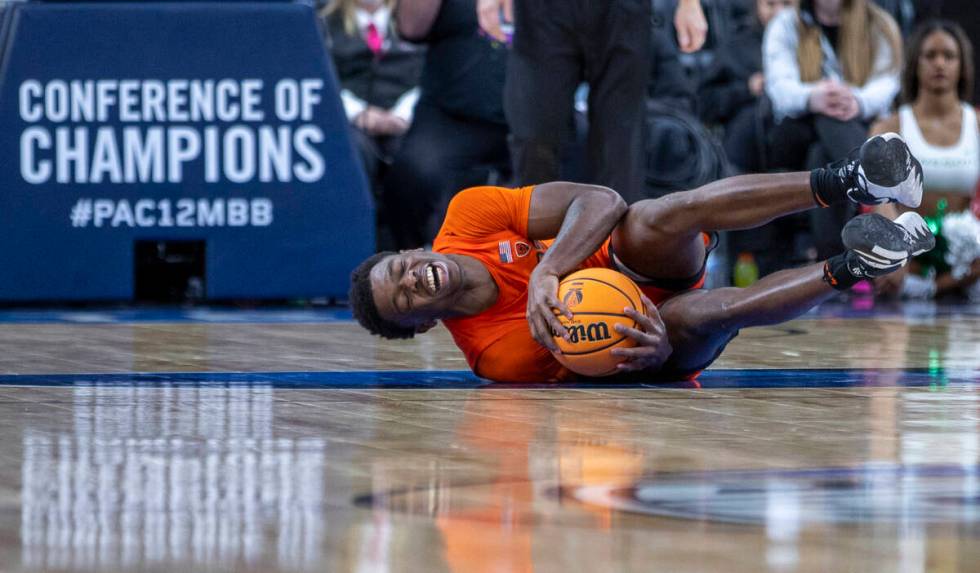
[0,2,373,300]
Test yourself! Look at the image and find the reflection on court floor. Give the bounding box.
[21,385,327,570]
[567,464,980,524]
[0,302,977,572]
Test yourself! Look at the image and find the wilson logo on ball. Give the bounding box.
[567,322,611,344]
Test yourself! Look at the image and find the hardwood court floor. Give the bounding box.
[0,301,977,572]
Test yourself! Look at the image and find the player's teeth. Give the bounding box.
[426,266,436,292]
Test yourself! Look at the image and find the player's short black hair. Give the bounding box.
[349,251,417,340]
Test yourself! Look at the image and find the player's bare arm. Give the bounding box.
[522,182,627,351]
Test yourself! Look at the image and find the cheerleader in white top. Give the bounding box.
[871,21,980,300]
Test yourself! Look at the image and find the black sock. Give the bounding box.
[822,252,862,290]
[810,167,849,207]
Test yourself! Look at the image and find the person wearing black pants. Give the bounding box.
[383,101,510,248]
[479,0,707,203]
[699,0,796,175]
[504,0,651,203]
[383,0,511,250]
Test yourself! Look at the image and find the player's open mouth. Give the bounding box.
[424,262,445,294]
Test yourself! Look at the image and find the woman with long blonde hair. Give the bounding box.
[763,0,902,260]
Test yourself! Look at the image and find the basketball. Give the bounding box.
[552,268,644,377]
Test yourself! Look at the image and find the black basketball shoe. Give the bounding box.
[840,212,936,278]
[830,133,924,208]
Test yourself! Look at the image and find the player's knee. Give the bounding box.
[629,192,698,237]
[667,314,711,347]
[666,293,739,342]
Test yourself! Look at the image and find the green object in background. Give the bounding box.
[920,198,951,276]
[923,198,947,236]
[733,253,759,288]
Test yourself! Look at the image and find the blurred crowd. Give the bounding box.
[321,0,980,301]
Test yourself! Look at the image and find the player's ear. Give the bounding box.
[415,320,438,333]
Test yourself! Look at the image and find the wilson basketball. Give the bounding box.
[552,268,644,377]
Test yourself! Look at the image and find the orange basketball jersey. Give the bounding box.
[434,186,700,383]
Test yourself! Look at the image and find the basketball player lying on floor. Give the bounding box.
[349,134,935,383]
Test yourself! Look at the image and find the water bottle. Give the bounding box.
[733,252,759,288]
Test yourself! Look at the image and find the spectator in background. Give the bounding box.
[700,0,796,174]
[872,21,980,299]
[382,0,511,250]
[323,0,424,248]
[642,19,726,197]
[763,0,902,260]
[478,0,708,203]
[648,12,700,114]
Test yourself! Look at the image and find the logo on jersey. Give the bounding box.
[498,240,513,263]
[533,240,548,262]
[515,241,532,258]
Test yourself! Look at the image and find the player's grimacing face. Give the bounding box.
[369,251,462,327]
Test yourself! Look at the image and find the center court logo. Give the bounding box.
[563,464,980,525]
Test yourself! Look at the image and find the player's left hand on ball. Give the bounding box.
[610,294,672,372]
[526,267,573,353]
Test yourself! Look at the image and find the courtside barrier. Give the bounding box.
[0,2,373,300]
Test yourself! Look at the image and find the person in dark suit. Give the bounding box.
[324,0,424,244]
[699,0,796,174]
[477,0,708,204]
[381,0,512,250]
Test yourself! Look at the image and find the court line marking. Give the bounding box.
[0,301,974,324]
[0,307,352,324]
[0,368,973,389]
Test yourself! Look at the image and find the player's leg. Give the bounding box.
[611,133,925,280]
[656,211,936,374]
[655,262,833,373]
[612,172,817,279]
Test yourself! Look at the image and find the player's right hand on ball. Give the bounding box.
[526,267,573,353]
[610,294,672,372]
